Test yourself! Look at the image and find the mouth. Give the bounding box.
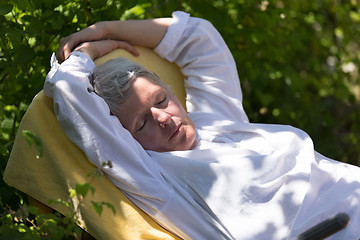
[169,123,182,141]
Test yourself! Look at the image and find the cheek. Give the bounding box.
[169,100,188,118]
[136,136,155,150]
[137,137,153,149]
[173,104,193,127]
[135,127,163,150]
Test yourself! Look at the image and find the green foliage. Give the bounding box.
[1,127,114,239]
[1,160,115,240]
[69,161,116,216]
[1,0,360,238]
[91,201,116,217]
[22,130,43,158]
[0,202,83,240]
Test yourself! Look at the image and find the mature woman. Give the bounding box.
[45,11,360,239]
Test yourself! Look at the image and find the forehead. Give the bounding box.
[117,77,166,129]
[132,76,164,96]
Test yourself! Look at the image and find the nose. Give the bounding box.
[150,107,171,128]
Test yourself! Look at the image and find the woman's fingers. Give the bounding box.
[56,36,140,63]
[56,35,79,63]
[95,40,140,59]
[56,37,67,63]
[117,41,140,57]
[56,24,104,63]
[72,40,140,61]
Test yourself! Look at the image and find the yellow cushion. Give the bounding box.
[3,47,183,240]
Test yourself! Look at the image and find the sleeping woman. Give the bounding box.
[45,11,360,239]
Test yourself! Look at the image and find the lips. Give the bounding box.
[169,123,182,140]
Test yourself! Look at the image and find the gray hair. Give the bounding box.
[92,57,169,116]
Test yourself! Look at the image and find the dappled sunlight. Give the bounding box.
[151,119,360,238]
[2,1,360,239]
[152,120,321,238]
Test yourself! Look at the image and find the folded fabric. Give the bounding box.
[3,47,184,240]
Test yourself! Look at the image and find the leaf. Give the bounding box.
[103,202,116,215]
[87,168,103,178]
[90,0,105,10]
[69,189,76,198]
[71,225,83,238]
[75,183,95,198]
[10,0,34,11]
[0,3,13,15]
[0,144,9,156]
[22,130,43,158]
[28,205,39,216]
[14,45,35,64]
[47,225,65,240]
[91,201,103,216]
[48,198,71,208]
[91,201,116,216]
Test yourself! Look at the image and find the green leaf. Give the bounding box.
[22,130,43,158]
[47,225,65,240]
[28,205,39,216]
[69,189,76,198]
[10,0,34,11]
[72,225,83,238]
[14,45,35,64]
[90,0,105,10]
[103,202,116,215]
[48,198,71,209]
[0,3,13,15]
[0,144,9,155]
[91,201,103,216]
[91,201,116,216]
[75,183,95,198]
[87,168,103,178]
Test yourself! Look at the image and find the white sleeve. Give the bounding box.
[43,51,172,212]
[155,11,249,126]
[43,51,235,239]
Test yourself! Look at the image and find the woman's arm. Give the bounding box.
[154,12,249,125]
[45,49,174,214]
[73,40,137,61]
[57,18,172,62]
[46,13,238,239]
[46,40,227,240]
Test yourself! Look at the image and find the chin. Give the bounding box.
[146,129,196,152]
[180,134,197,151]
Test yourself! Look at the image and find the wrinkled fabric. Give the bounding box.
[44,11,360,240]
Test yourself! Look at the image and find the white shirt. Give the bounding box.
[44,11,360,240]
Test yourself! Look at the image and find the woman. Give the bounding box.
[45,11,360,239]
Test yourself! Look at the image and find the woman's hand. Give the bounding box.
[57,22,106,63]
[73,40,139,61]
[56,18,172,63]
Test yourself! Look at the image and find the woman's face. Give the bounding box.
[117,77,197,152]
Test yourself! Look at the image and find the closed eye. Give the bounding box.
[157,96,167,106]
[138,119,146,131]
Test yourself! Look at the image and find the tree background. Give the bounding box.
[1,0,359,237]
